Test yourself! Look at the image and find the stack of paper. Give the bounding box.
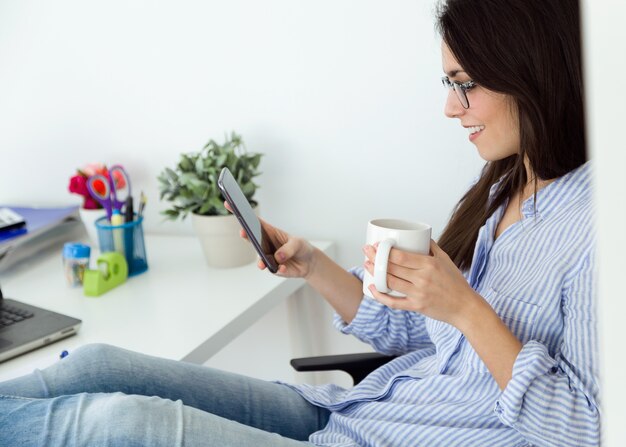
[0,206,83,275]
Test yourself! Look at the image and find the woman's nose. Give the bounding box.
[444,89,465,118]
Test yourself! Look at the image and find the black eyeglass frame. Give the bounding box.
[441,76,476,109]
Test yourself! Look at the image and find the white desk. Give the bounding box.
[0,235,333,381]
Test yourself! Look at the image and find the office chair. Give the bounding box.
[290,352,397,385]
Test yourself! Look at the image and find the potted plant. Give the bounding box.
[157,132,263,268]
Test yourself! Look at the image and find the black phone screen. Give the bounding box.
[217,167,279,273]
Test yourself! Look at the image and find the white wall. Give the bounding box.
[0,0,482,271]
[581,1,626,445]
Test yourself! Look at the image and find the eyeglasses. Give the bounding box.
[441,76,476,109]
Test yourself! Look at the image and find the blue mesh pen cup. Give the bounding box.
[95,215,148,276]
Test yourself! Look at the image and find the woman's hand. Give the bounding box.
[364,240,524,389]
[363,240,482,330]
[224,201,316,279]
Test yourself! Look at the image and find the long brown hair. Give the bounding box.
[436,0,587,270]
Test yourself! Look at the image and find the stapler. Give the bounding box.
[83,252,128,297]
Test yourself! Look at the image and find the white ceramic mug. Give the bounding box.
[363,219,432,298]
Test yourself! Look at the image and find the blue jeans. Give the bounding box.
[0,344,331,446]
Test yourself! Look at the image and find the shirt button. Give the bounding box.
[494,401,503,414]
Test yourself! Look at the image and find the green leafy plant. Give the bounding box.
[158,132,262,220]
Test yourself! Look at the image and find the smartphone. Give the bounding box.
[217,167,279,273]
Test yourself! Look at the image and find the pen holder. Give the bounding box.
[95,215,148,276]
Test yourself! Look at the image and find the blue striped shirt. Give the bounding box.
[285,162,599,446]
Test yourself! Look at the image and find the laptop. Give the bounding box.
[0,286,81,363]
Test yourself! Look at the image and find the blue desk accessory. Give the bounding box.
[95,216,148,276]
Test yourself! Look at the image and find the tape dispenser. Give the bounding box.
[83,252,128,297]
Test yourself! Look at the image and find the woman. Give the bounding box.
[0,0,598,445]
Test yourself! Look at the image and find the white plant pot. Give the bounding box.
[78,207,108,249]
[190,207,258,268]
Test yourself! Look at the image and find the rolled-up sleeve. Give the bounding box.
[495,251,600,447]
[332,266,434,356]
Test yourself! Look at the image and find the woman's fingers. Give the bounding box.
[387,248,431,269]
[273,237,303,263]
[223,199,291,270]
[384,272,413,296]
[364,244,430,268]
[364,260,413,296]
[363,244,376,262]
[367,284,410,310]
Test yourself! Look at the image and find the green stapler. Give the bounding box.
[83,252,128,297]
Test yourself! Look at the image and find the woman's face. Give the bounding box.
[441,43,520,161]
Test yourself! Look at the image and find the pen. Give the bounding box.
[124,196,134,223]
[124,196,135,258]
[138,192,147,219]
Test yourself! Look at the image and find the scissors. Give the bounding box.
[86,165,132,220]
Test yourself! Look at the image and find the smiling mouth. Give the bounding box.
[467,125,485,135]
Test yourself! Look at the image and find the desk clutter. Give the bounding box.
[68,162,145,245]
[67,162,149,291]
[63,209,148,294]
[63,243,129,296]
[0,164,149,297]
[62,212,147,296]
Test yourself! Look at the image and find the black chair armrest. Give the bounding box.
[290,352,397,385]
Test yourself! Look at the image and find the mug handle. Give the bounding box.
[373,238,394,293]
